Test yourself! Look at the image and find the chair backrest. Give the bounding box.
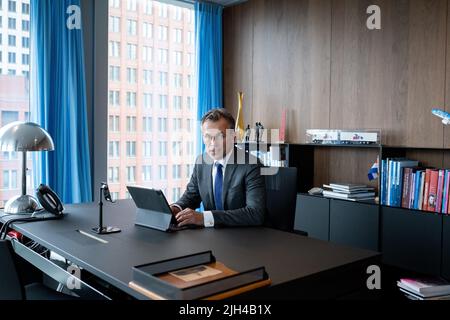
[0,240,24,299]
[264,167,298,232]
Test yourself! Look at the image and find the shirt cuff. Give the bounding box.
[203,211,215,228]
[170,203,182,212]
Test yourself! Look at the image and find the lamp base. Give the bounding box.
[92,226,121,234]
[4,195,39,214]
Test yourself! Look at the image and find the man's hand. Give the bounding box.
[169,205,182,216]
[175,208,204,227]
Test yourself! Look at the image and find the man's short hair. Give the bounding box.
[201,108,236,130]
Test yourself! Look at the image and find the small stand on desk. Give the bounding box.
[92,182,121,234]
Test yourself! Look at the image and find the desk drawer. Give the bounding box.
[11,239,110,300]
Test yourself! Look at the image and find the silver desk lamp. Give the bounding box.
[0,121,54,214]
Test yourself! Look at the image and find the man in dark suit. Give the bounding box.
[170,108,266,227]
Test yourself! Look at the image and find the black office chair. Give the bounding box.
[0,239,77,300]
[264,167,299,232]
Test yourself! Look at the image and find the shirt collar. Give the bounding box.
[214,150,233,168]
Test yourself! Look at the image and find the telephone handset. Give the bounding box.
[36,184,64,216]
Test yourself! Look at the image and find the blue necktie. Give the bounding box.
[214,163,224,210]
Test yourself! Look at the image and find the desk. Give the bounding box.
[1,200,380,299]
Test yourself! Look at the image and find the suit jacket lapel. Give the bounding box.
[222,163,237,208]
[202,153,214,210]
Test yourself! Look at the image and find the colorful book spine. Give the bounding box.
[423,169,431,211]
[401,168,411,208]
[442,170,450,214]
[436,170,445,213]
[427,170,439,212]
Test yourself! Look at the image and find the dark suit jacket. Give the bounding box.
[175,149,266,227]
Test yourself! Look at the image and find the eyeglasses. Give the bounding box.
[202,132,226,142]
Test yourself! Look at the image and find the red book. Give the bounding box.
[427,170,439,212]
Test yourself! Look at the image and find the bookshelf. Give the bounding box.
[290,143,450,280]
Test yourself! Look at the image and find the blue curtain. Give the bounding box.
[195,1,223,154]
[31,0,92,204]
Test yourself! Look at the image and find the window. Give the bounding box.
[174,51,182,66]
[143,23,153,38]
[107,1,197,200]
[109,16,120,33]
[159,141,167,156]
[22,37,30,48]
[3,170,17,189]
[159,71,167,86]
[126,141,136,157]
[159,95,167,109]
[1,111,18,126]
[187,75,193,88]
[186,53,194,67]
[187,119,193,132]
[158,118,167,132]
[173,96,182,110]
[187,31,194,45]
[172,141,182,156]
[8,17,16,30]
[186,164,194,178]
[172,165,181,179]
[127,67,137,84]
[108,141,120,158]
[126,116,136,132]
[8,0,15,12]
[174,74,182,88]
[109,0,120,9]
[187,97,194,110]
[0,17,2,29]
[22,20,29,32]
[109,66,120,81]
[22,3,30,14]
[143,93,152,108]
[109,91,120,106]
[143,70,152,84]
[126,92,136,107]
[108,167,119,183]
[142,141,152,157]
[8,35,15,46]
[127,43,137,60]
[144,0,152,15]
[173,118,181,131]
[186,141,194,156]
[142,166,151,181]
[109,115,120,132]
[8,52,15,63]
[142,116,152,132]
[158,26,168,41]
[8,69,16,75]
[158,49,168,64]
[173,29,182,43]
[127,0,136,11]
[22,54,29,65]
[172,187,181,203]
[109,41,120,58]
[127,19,137,36]
[127,166,136,182]
[159,165,167,180]
[159,3,168,18]
[142,46,152,62]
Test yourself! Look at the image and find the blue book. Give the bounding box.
[413,171,424,210]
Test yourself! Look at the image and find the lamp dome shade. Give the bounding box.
[0,121,54,152]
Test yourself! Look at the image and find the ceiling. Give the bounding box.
[208,0,247,7]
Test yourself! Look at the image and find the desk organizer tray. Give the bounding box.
[129,251,271,300]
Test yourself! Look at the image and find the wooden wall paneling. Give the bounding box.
[445,0,450,148]
[405,149,444,168]
[313,148,330,188]
[223,2,254,123]
[331,0,446,147]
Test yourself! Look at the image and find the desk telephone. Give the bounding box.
[0,184,64,239]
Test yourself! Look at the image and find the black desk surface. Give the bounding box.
[1,200,380,299]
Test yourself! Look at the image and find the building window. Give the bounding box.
[187,97,194,110]
[159,95,168,109]
[174,7,182,21]
[173,29,182,43]
[8,69,16,75]
[142,46,153,62]
[109,91,120,106]
[158,117,167,132]
[127,19,137,36]
[142,141,152,157]
[142,117,152,132]
[109,115,120,132]
[126,116,136,132]
[187,31,194,45]
[109,41,120,58]
[172,165,181,179]
[158,49,168,64]
[127,166,136,182]
[109,16,120,33]
[159,165,167,180]
[127,43,137,60]
[109,0,120,9]
[108,141,120,158]
[144,0,152,15]
[174,74,182,88]
[127,0,137,11]
[127,67,137,84]
[109,66,120,81]
[186,164,194,178]
[8,35,15,46]
[159,141,167,157]
[8,18,16,30]
[22,37,30,48]
[187,119,193,132]
[143,70,152,85]
[143,93,152,108]
[143,22,153,38]
[159,3,168,18]
[173,118,182,131]
[108,167,119,183]
[186,53,194,67]
[174,51,182,66]
[126,141,136,157]
[8,0,16,13]
[173,96,182,110]
[22,20,29,32]
[22,3,30,14]
[158,26,168,41]
[3,170,17,189]
[142,166,151,181]
[126,92,136,107]
[159,71,167,86]
[172,141,182,156]
[8,52,16,63]
[186,141,194,156]
[22,54,29,65]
